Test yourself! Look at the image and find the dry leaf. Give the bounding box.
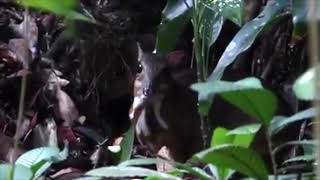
[15,117,30,140]
[157,146,174,172]
[6,69,31,78]
[8,38,32,69]
[55,87,79,127]
[40,69,69,88]
[50,168,83,180]
[32,118,58,147]
[11,12,38,57]
[0,134,24,163]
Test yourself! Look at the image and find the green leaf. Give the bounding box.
[273,140,316,157]
[15,147,60,167]
[209,0,290,80]
[20,0,94,22]
[227,124,261,135]
[199,7,224,47]
[211,127,234,147]
[119,125,135,163]
[269,107,319,136]
[211,124,260,149]
[293,67,318,100]
[66,11,95,23]
[221,89,276,125]
[174,163,213,180]
[85,166,181,180]
[20,0,75,14]
[191,77,263,100]
[0,164,32,180]
[192,77,277,125]
[283,154,315,164]
[30,160,48,177]
[201,0,242,26]
[156,0,192,53]
[190,167,215,180]
[166,169,186,177]
[292,0,308,39]
[196,4,224,77]
[74,177,102,180]
[119,158,160,167]
[228,124,261,148]
[209,127,249,180]
[193,145,268,180]
[209,127,236,180]
[269,173,315,180]
[15,146,68,178]
[207,164,234,180]
[144,176,165,180]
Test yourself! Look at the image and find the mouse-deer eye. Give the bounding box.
[137,63,143,73]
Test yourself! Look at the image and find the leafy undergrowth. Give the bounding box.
[0,0,317,179]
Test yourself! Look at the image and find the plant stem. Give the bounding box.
[11,8,29,177]
[192,0,210,148]
[266,133,277,177]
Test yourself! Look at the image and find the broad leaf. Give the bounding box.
[273,140,316,156]
[156,0,192,53]
[269,107,319,136]
[228,124,261,148]
[210,125,260,180]
[174,163,213,180]
[145,177,166,180]
[20,0,93,22]
[212,124,261,148]
[207,164,234,180]
[198,3,224,74]
[15,146,68,178]
[192,77,277,124]
[192,77,263,100]
[269,173,315,180]
[74,177,101,180]
[85,166,181,180]
[201,0,242,26]
[211,127,234,147]
[119,125,135,163]
[199,7,224,47]
[190,167,215,180]
[119,158,159,167]
[15,147,60,167]
[209,0,290,80]
[283,155,315,164]
[0,164,32,180]
[210,128,236,180]
[293,67,318,100]
[21,0,75,14]
[193,77,263,115]
[292,0,308,39]
[227,123,261,135]
[193,145,268,180]
[221,89,276,125]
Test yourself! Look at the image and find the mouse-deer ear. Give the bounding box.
[165,50,188,68]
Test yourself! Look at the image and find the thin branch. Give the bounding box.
[266,133,277,177]
[11,7,30,177]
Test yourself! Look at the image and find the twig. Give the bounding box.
[11,8,30,176]
[266,133,277,178]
